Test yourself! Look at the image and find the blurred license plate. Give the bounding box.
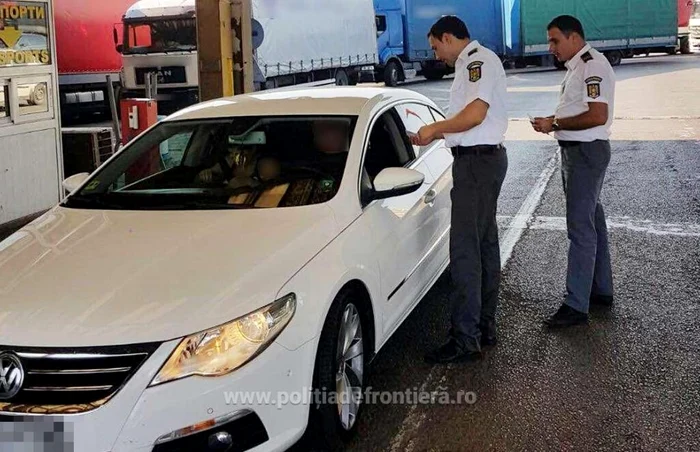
[0,415,74,452]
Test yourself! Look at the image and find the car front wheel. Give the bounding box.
[310,290,367,449]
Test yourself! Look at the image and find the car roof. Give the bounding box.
[164,86,436,121]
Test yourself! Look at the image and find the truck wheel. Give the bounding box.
[335,69,350,86]
[605,50,623,66]
[384,61,401,87]
[680,36,691,55]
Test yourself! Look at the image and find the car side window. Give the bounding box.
[395,102,438,157]
[361,109,416,204]
[363,110,414,180]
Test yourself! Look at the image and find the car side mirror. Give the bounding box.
[62,172,90,194]
[372,167,424,200]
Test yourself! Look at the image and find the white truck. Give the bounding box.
[116,0,379,114]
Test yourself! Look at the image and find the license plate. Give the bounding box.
[0,415,75,451]
[135,66,187,85]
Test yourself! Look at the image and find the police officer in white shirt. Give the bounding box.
[412,16,508,363]
[532,15,615,328]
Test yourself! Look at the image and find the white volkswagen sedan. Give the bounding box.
[0,87,453,451]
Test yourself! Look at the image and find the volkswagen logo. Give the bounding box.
[0,353,24,400]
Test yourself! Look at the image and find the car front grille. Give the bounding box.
[0,342,161,414]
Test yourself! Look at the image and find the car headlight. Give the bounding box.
[150,293,296,386]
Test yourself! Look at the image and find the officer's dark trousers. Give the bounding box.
[560,140,614,313]
[450,146,508,352]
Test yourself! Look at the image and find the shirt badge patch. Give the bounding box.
[467,61,483,82]
[585,76,602,99]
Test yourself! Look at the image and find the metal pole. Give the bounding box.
[106,75,122,151]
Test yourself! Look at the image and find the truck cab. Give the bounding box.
[117,0,199,114]
[373,0,450,86]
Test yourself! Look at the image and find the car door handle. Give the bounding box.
[424,189,437,204]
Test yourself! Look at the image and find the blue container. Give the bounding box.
[404,0,505,59]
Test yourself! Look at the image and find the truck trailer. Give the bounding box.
[374,0,505,86]
[117,0,378,114]
[502,0,679,68]
[54,0,133,119]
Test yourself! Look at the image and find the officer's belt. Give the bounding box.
[451,144,504,157]
[558,139,608,148]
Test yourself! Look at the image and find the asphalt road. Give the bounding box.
[304,54,700,451]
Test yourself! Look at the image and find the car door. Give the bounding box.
[359,106,438,335]
[393,102,454,312]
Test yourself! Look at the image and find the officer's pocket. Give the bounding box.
[580,141,611,170]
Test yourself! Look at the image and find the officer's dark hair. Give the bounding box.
[428,15,470,41]
[547,15,585,40]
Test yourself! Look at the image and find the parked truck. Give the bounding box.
[54,0,134,119]
[678,0,694,54]
[502,0,679,68]
[116,0,378,114]
[374,0,505,86]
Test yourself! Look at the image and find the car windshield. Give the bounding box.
[123,18,197,54]
[63,115,357,211]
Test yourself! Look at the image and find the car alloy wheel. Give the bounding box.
[310,289,369,449]
[335,303,364,431]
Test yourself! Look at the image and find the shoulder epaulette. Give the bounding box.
[581,51,593,62]
[468,48,478,57]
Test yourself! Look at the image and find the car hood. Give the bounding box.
[0,206,339,347]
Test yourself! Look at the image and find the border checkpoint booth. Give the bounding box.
[0,0,63,233]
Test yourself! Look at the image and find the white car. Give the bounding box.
[0,87,453,451]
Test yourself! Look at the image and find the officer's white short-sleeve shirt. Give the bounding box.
[554,44,616,142]
[444,40,508,148]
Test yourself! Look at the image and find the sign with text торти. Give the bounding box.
[0,1,50,66]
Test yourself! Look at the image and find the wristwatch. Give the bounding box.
[552,118,561,131]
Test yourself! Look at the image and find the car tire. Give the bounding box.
[29,83,47,106]
[384,61,401,87]
[309,289,368,450]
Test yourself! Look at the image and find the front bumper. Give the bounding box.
[0,339,316,452]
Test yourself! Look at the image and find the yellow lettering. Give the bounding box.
[36,5,45,20]
[19,5,27,18]
[0,52,7,65]
[9,5,19,19]
[0,6,7,20]
[14,50,24,64]
[40,49,49,63]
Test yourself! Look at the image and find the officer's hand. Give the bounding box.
[411,125,437,146]
[533,117,553,134]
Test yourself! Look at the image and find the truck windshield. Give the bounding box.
[123,18,197,54]
[63,116,357,211]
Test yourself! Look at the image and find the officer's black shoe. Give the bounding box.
[481,335,498,347]
[544,304,588,328]
[590,293,614,306]
[424,338,482,364]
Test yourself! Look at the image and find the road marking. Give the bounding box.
[389,367,439,452]
[390,151,560,451]
[499,215,700,237]
[499,151,561,266]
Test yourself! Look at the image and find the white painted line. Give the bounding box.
[389,367,439,452]
[499,151,561,266]
[527,215,700,237]
[389,151,560,451]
